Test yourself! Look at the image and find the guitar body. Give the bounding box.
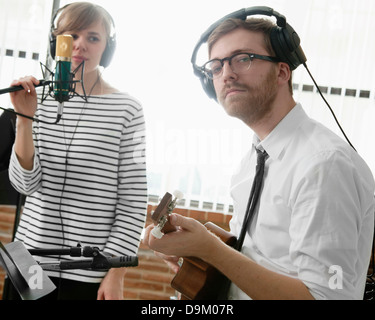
[151,192,237,300]
[171,222,237,300]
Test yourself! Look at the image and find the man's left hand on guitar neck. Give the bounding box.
[144,213,221,262]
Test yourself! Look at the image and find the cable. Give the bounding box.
[303,62,357,152]
[0,107,35,122]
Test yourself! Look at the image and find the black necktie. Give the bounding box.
[235,148,268,251]
[218,147,268,299]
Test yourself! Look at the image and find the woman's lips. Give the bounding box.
[72,56,87,63]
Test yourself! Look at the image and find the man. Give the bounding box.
[143,17,375,300]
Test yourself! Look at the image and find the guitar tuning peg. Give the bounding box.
[151,226,164,239]
[173,190,184,200]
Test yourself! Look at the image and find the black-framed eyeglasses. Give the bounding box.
[201,52,280,80]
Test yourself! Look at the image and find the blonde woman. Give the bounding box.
[7,2,147,300]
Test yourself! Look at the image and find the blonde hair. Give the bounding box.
[53,2,113,41]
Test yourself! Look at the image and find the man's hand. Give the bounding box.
[143,213,220,262]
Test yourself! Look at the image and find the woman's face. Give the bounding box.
[65,20,108,73]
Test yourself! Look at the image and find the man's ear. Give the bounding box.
[277,62,291,85]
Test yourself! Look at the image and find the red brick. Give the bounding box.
[124,279,164,292]
[188,209,207,221]
[207,211,225,224]
[139,292,171,300]
[142,272,174,283]
[173,208,188,216]
[0,212,16,223]
[224,214,233,225]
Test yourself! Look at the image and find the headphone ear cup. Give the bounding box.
[200,75,217,101]
[100,36,116,68]
[50,34,56,58]
[270,24,306,70]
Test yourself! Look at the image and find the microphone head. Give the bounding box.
[56,35,73,61]
[54,35,73,106]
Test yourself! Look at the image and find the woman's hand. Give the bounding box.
[9,76,39,120]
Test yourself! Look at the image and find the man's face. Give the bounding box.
[210,28,279,126]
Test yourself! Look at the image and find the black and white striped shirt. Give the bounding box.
[9,92,148,283]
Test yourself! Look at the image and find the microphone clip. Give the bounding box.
[40,60,88,106]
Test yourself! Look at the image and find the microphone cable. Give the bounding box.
[54,71,102,277]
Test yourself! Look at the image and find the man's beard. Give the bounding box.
[218,68,278,126]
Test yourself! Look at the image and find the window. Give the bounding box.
[0,0,53,107]
[2,0,375,213]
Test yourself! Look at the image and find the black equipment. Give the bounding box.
[0,241,138,300]
[29,243,139,271]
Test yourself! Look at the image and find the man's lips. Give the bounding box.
[224,87,246,98]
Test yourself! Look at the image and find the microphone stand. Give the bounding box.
[29,242,138,271]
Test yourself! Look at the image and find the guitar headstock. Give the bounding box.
[151,190,183,239]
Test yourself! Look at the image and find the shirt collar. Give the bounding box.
[253,103,307,160]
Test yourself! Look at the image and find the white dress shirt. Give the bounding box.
[228,103,375,300]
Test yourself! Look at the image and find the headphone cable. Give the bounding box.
[303,62,356,152]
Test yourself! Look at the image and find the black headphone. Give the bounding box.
[49,3,116,68]
[191,6,307,101]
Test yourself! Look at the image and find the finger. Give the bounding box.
[169,213,196,231]
[154,252,180,273]
[142,224,154,244]
[154,251,179,263]
[30,76,40,85]
[24,77,39,94]
[166,260,180,274]
[10,76,39,94]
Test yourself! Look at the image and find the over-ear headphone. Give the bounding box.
[191,6,307,101]
[49,3,116,68]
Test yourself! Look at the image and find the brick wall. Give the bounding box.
[2,204,373,300]
[0,203,232,300]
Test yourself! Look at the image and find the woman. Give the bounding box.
[7,2,147,300]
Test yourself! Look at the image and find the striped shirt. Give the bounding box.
[9,92,148,283]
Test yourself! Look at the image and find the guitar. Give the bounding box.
[151,191,237,300]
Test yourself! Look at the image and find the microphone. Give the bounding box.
[54,34,73,123]
[39,255,139,271]
[0,80,51,95]
[0,34,89,124]
[31,244,139,271]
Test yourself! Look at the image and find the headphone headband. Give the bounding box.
[191,6,307,101]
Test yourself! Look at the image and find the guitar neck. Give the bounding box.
[151,192,179,237]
